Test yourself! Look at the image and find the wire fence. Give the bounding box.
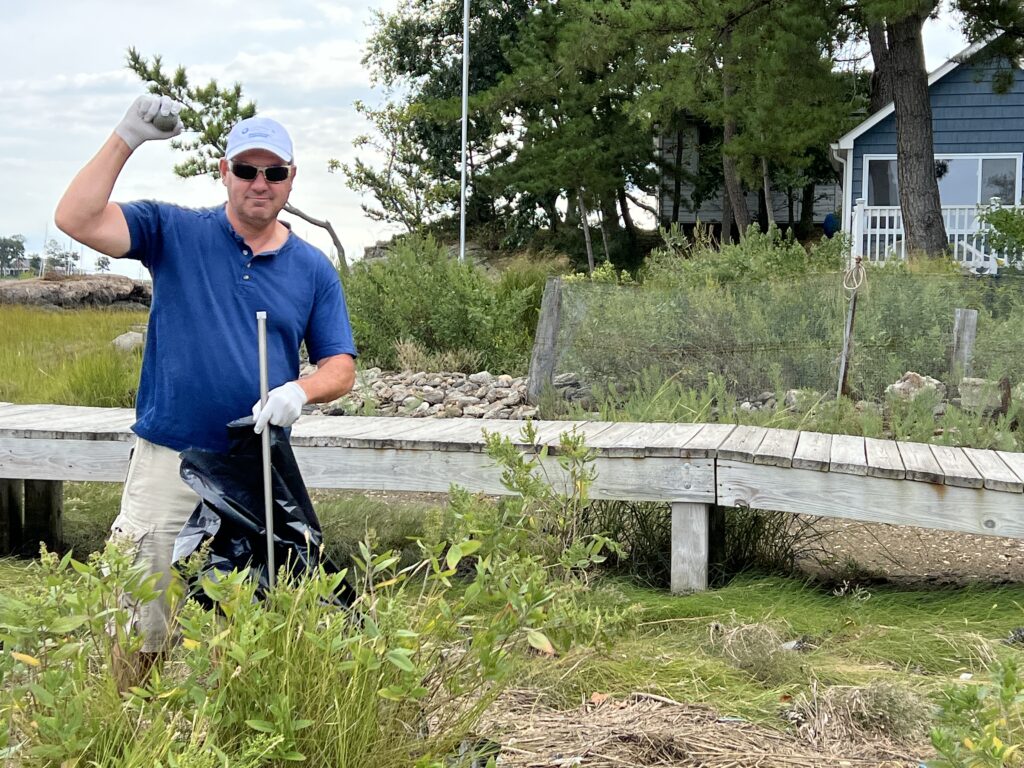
[541,273,1024,402]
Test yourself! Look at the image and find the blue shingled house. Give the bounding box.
[831,38,1024,269]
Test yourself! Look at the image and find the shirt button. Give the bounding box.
[243,250,250,256]
[243,275,251,281]
[247,262,252,267]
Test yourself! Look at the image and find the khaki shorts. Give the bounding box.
[109,438,200,653]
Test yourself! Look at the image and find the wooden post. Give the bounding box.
[23,480,63,553]
[671,502,711,593]
[836,289,858,399]
[577,188,595,275]
[851,197,866,264]
[526,277,564,405]
[952,308,978,386]
[0,479,24,554]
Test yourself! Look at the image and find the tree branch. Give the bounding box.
[283,203,349,274]
[625,191,659,216]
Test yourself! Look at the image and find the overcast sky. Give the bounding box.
[0,2,970,279]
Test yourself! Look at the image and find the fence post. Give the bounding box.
[952,308,978,386]
[851,197,866,264]
[526,276,563,405]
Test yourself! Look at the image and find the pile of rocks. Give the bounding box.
[313,368,538,420]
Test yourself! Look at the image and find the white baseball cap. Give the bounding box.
[225,117,294,163]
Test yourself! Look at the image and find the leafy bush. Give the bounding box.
[343,235,544,374]
[979,203,1024,269]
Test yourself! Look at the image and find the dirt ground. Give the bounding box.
[804,517,1024,587]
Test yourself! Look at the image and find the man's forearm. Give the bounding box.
[296,355,356,404]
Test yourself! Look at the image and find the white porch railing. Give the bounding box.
[850,196,1023,274]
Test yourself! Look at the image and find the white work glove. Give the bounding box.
[114,95,183,151]
[252,381,308,434]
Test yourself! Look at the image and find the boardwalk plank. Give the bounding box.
[963,448,1024,493]
[681,424,737,458]
[930,445,984,489]
[830,434,868,476]
[754,429,800,468]
[717,425,768,463]
[642,423,704,457]
[897,442,944,485]
[865,437,905,480]
[792,432,831,471]
[996,451,1024,490]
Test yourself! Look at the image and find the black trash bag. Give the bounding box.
[172,417,354,606]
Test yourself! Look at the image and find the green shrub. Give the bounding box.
[343,235,542,374]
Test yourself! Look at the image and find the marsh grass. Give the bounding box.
[0,306,146,406]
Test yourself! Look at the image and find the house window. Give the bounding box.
[864,155,1022,206]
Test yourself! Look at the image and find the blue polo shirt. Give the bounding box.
[119,202,357,453]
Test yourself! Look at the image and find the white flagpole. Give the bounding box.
[459,0,470,262]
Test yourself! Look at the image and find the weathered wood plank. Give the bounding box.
[717,425,768,463]
[642,423,704,457]
[576,422,661,457]
[996,451,1024,490]
[792,432,831,471]
[293,447,715,502]
[754,429,800,468]
[0,437,134,482]
[0,405,135,440]
[830,434,868,476]
[681,424,737,458]
[671,502,710,593]
[864,437,905,480]
[962,448,1024,493]
[896,441,944,484]
[717,461,1024,538]
[930,445,984,489]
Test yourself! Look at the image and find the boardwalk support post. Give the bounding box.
[0,479,24,554]
[23,480,62,553]
[671,501,711,593]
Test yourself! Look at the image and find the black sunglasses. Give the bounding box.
[229,162,293,183]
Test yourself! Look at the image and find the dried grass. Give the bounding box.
[475,689,928,767]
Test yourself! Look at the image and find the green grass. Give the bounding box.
[515,576,1024,723]
[0,305,146,406]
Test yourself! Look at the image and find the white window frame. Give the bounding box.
[861,153,1023,206]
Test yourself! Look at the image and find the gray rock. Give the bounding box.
[111,331,144,353]
[959,377,1003,414]
[468,371,493,384]
[886,371,946,402]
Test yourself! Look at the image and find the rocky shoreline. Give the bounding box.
[0,275,151,310]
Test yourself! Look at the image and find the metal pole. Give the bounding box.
[256,311,276,589]
[459,0,470,263]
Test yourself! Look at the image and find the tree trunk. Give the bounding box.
[762,157,775,229]
[886,13,948,257]
[798,183,815,238]
[672,128,684,223]
[600,192,620,233]
[721,36,751,238]
[565,189,580,227]
[577,188,595,274]
[599,211,611,263]
[618,187,637,244]
[867,22,894,114]
[721,183,734,245]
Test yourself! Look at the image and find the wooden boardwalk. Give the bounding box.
[3,402,1024,592]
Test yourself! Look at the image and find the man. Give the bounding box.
[55,94,357,663]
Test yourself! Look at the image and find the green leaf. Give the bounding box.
[446,544,463,570]
[48,615,89,634]
[245,719,276,733]
[386,649,417,673]
[526,629,556,656]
